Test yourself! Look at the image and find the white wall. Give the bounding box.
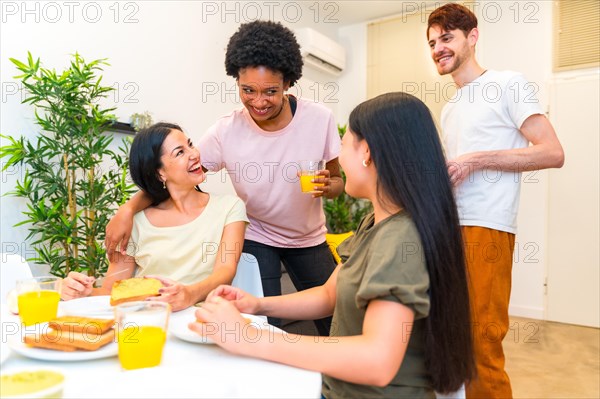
[547,71,600,328]
[337,22,367,126]
[0,1,341,273]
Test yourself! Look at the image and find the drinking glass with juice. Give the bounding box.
[16,277,62,326]
[298,160,326,193]
[115,302,170,370]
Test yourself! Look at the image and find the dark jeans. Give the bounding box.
[242,239,336,336]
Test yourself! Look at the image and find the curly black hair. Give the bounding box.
[225,20,303,87]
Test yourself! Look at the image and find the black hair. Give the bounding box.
[225,20,303,86]
[349,92,475,393]
[129,122,182,205]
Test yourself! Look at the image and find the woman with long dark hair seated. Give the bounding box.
[61,123,248,311]
[191,93,474,397]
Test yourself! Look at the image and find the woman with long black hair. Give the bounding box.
[192,92,474,398]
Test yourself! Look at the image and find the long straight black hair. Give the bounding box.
[349,92,474,393]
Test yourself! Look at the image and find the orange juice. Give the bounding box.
[118,326,166,370]
[300,174,324,193]
[17,290,60,326]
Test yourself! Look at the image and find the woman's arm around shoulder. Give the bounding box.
[105,191,153,260]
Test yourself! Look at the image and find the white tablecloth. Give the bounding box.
[0,304,321,398]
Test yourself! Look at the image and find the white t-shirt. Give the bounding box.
[441,70,543,233]
[198,98,340,248]
[126,194,248,284]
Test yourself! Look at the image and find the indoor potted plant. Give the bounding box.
[0,52,135,278]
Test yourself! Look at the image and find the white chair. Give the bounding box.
[436,384,466,399]
[0,253,33,303]
[231,253,264,298]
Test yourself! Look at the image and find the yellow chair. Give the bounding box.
[325,232,354,264]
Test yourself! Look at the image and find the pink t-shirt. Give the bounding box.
[198,98,340,248]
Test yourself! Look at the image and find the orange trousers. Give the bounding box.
[463,226,515,399]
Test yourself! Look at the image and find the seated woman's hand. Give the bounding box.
[146,275,192,312]
[61,272,95,301]
[207,285,260,315]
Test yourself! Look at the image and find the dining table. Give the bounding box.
[0,299,322,398]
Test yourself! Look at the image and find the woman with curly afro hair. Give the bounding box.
[200,20,344,335]
[106,21,343,336]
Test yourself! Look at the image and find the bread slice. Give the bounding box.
[110,277,162,306]
[23,335,77,352]
[49,316,114,334]
[24,329,115,351]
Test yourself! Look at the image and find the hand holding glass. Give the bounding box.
[299,160,326,193]
[16,277,62,326]
[115,302,171,370]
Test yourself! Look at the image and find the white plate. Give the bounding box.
[169,307,271,344]
[59,296,114,319]
[168,307,213,344]
[8,337,118,361]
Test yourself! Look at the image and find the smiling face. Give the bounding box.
[158,129,205,189]
[238,66,290,128]
[428,25,475,76]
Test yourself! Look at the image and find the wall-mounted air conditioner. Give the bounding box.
[295,28,346,76]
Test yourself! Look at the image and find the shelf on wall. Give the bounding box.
[106,121,136,135]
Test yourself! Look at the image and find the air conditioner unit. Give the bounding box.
[295,28,346,75]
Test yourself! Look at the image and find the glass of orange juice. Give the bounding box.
[16,276,62,326]
[115,301,170,370]
[298,160,326,193]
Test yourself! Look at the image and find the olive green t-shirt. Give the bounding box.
[321,212,434,399]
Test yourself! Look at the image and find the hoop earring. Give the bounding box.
[362,160,369,167]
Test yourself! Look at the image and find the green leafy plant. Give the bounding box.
[0,52,136,278]
[324,124,373,234]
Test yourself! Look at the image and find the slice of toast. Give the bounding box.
[110,277,162,306]
[24,329,115,351]
[49,316,114,334]
[22,335,77,352]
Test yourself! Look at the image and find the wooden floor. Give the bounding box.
[504,316,599,398]
[281,273,600,398]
